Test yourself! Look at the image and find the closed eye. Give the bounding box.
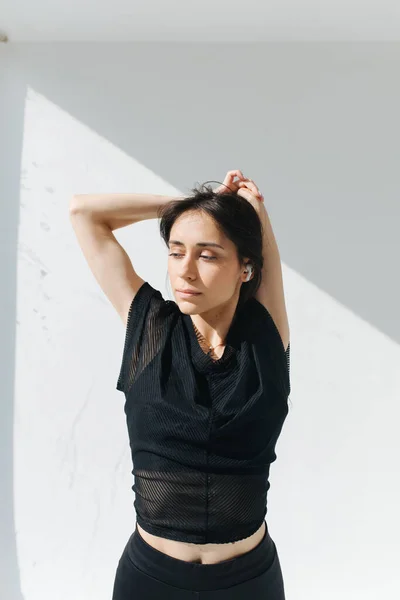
[169,253,217,261]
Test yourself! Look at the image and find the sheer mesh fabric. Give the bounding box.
[116,282,290,544]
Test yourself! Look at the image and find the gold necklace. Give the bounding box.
[192,322,226,356]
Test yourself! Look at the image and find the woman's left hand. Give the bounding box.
[215,170,263,202]
[236,177,266,219]
[215,170,266,218]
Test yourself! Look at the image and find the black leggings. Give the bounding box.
[111,521,286,599]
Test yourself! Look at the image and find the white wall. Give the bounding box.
[1,42,399,600]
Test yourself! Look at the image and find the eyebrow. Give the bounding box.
[168,240,225,250]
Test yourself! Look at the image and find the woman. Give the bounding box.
[70,169,291,598]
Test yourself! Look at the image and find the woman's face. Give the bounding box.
[167,210,245,314]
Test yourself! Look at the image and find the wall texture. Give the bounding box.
[1,42,399,599]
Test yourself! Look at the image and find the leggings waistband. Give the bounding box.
[125,520,277,591]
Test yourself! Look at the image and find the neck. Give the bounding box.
[192,323,225,351]
[189,288,241,349]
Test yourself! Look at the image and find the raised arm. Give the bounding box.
[234,176,290,353]
[255,207,290,352]
[69,193,179,325]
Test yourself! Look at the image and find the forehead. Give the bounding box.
[169,211,223,240]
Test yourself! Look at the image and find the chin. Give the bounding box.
[179,306,192,314]
[175,298,200,313]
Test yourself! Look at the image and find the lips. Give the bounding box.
[176,289,201,295]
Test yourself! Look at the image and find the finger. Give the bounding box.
[222,170,244,192]
[238,183,263,202]
[239,180,261,197]
[225,169,244,183]
[247,179,263,199]
[222,173,234,188]
[228,169,244,179]
[237,189,260,206]
[247,179,261,196]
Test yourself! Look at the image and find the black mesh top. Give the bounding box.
[116,281,290,544]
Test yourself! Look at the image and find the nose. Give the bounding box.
[178,254,197,280]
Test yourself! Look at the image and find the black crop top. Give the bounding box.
[116,281,290,544]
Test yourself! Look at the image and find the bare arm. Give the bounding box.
[256,208,290,352]
[235,178,290,353]
[69,193,180,324]
[70,192,183,231]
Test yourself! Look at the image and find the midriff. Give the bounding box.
[136,521,266,565]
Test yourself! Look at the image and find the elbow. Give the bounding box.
[69,195,85,215]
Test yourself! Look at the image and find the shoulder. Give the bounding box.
[124,281,177,330]
[116,282,179,393]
